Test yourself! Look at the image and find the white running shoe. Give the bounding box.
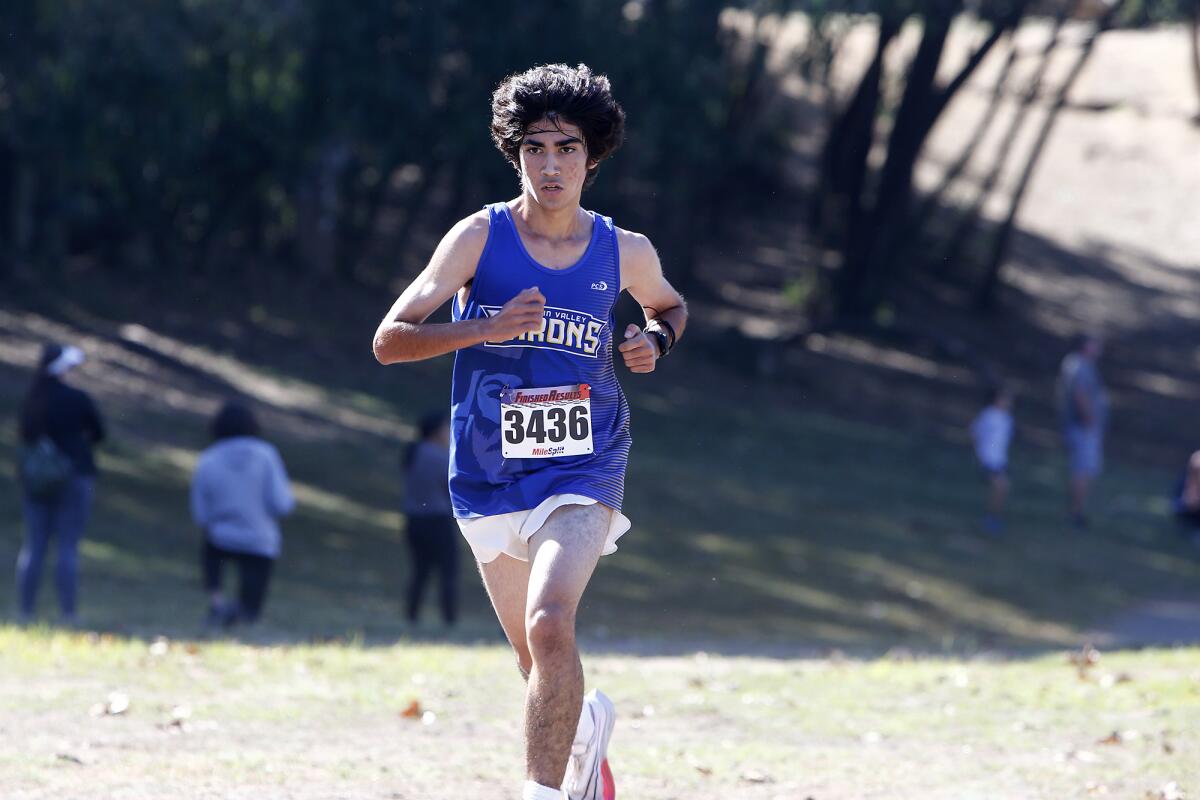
[563,689,616,800]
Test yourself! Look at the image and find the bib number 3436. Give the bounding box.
[501,384,593,459]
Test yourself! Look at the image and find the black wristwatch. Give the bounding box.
[645,328,669,357]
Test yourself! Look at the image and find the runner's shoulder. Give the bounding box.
[444,209,492,250]
[433,210,492,276]
[619,225,657,266]
[615,226,661,276]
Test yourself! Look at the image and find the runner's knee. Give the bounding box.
[515,653,532,680]
[525,603,575,658]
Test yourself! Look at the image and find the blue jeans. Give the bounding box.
[1065,425,1103,478]
[17,476,95,618]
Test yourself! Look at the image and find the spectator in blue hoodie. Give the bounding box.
[191,402,294,627]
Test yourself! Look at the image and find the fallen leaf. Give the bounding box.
[740,769,774,784]
[400,700,422,719]
[1098,731,1123,745]
[684,753,712,776]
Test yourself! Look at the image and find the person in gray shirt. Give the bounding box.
[403,411,458,627]
[191,402,294,626]
[1056,334,1108,528]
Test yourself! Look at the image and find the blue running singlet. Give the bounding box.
[448,203,632,518]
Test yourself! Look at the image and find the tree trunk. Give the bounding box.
[708,11,776,240]
[386,159,441,274]
[806,13,904,326]
[837,5,957,316]
[1,147,28,279]
[914,32,1019,244]
[830,5,1023,317]
[811,13,904,254]
[942,13,1066,274]
[975,4,1123,309]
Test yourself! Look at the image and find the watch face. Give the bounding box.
[652,331,668,355]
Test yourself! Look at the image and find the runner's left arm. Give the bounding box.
[618,230,687,374]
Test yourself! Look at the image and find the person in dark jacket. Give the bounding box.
[1172,450,1200,547]
[15,343,105,624]
[403,412,458,627]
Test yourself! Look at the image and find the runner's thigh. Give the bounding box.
[526,502,612,617]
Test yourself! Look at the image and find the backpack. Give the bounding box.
[18,436,74,501]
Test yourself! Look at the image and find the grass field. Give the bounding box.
[1,628,1196,799]
[2,294,1200,798]
[1,304,1197,650]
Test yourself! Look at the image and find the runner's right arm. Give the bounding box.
[373,213,545,364]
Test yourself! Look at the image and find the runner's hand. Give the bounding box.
[618,323,657,373]
[486,287,546,340]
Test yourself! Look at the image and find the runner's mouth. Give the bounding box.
[542,184,563,193]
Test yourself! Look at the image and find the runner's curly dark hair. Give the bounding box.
[490,63,625,189]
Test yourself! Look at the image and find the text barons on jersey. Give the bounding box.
[482,305,605,357]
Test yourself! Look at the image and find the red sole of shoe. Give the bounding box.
[601,759,615,800]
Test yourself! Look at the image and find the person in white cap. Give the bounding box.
[15,343,105,625]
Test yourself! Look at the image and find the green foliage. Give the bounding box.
[1119,0,1189,26]
[0,0,789,281]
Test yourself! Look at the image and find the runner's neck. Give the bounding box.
[510,197,589,244]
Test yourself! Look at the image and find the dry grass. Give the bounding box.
[1,628,1197,799]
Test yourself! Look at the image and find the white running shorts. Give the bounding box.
[456,493,631,563]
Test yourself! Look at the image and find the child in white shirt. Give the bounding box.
[970,386,1014,534]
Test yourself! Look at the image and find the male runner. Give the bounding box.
[372,64,687,800]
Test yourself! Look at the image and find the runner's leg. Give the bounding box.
[522,502,610,788]
[479,553,534,676]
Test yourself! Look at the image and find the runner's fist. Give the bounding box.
[618,323,657,373]
[487,287,546,340]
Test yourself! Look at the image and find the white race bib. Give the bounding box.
[500,384,593,459]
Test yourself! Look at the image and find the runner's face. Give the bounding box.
[518,118,594,209]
